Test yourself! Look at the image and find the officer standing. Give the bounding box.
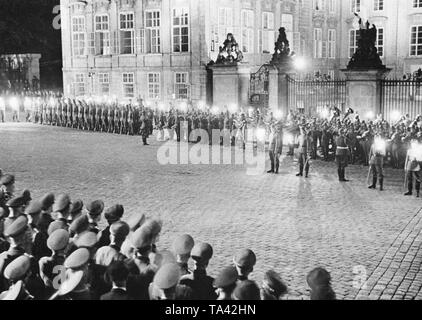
[368,136,386,191]
[404,140,422,197]
[296,126,311,178]
[335,129,350,182]
[267,123,283,174]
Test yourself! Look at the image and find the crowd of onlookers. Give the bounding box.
[0,170,336,300]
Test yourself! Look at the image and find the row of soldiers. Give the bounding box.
[0,171,336,300]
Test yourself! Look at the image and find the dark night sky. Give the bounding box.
[0,0,62,89]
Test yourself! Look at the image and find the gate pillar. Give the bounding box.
[268,65,295,116]
[341,69,391,120]
[208,63,251,109]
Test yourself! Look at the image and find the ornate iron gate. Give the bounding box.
[250,64,270,109]
[287,75,347,116]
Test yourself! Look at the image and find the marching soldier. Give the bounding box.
[114,106,121,134]
[108,105,114,133]
[140,111,149,145]
[120,106,127,135]
[84,102,90,130]
[296,126,311,178]
[127,106,134,136]
[95,104,102,132]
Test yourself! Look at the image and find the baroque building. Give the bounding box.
[61,0,341,103]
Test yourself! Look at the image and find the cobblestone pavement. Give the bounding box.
[1,122,422,300]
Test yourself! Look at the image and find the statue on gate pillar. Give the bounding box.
[347,13,386,70]
[270,27,294,67]
[214,33,244,65]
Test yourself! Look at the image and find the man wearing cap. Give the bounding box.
[68,200,83,224]
[0,174,15,212]
[149,263,182,300]
[58,248,92,300]
[39,229,69,297]
[3,196,26,232]
[26,201,52,261]
[39,193,55,215]
[95,221,130,267]
[52,194,71,224]
[1,255,34,300]
[172,234,194,276]
[97,204,124,248]
[267,124,283,174]
[0,216,31,292]
[66,215,90,256]
[214,266,238,300]
[232,280,261,300]
[126,224,156,300]
[233,249,256,282]
[336,129,350,182]
[260,270,288,300]
[179,242,217,300]
[120,213,145,259]
[86,200,104,234]
[100,261,130,300]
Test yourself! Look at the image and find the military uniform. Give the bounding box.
[335,132,350,182]
[267,126,283,174]
[405,145,422,197]
[368,141,385,191]
[296,129,311,178]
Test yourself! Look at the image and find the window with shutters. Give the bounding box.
[281,13,294,51]
[172,8,189,53]
[72,16,86,56]
[175,73,189,99]
[414,0,422,8]
[145,10,161,54]
[98,73,109,94]
[122,73,135,98]
[328,29,336,58]
[148,73,160,99]
[241,10,254,53]
[410,26,422,56]
[95,15,110,55]
[313,28,322,58]
[120,13,135,54]
[262,12,274,53]
[292,32,301,55]
[328,0,336,12]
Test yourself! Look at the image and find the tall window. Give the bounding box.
[313,28,323,58]
[218,8,234,47]
[349,29,359,58]
[95,15,110,55]
[241,10,254,53]
[351,0,361,12]
[120,13,135,54]
[98,73,109,94]
[75,73,85,96]
[374,0,384,11]
[328,0,336,12]
[148,73,160,99]
[72,16,86,56]
[145,11,161,53]
[175,73,189,99]
[172,8,189,52]
[410,26,422,56]
[328,29,336,58]
[281,13,294,44]
[413,0,422,8]
[122,73,134,98]
[376,28,384,57]
[314,0,326,10]
[262,12,274,53]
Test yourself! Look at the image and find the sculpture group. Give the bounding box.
[347,14,385,70]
